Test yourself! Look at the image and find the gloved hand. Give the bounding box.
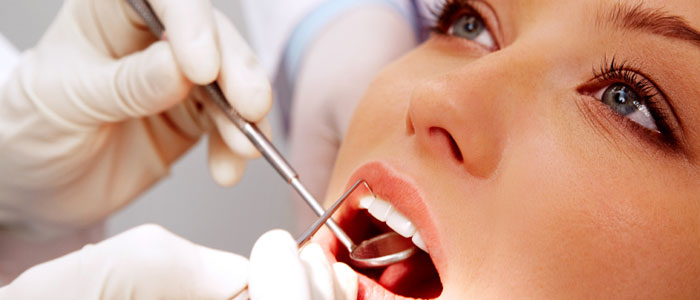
[0,226,358,300]
[0,0,271,240]
[249,230,358,300]
[0,224,251,300]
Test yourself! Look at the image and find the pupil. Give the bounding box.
[613,86,626,104]
[465,16,477,32]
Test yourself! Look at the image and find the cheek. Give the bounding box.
[487,113,700,293]
[325,73,408,197]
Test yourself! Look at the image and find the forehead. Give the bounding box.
[484,0,700,55]
[492,0,700,25]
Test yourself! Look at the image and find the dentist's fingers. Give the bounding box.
[249,230,311,300]
[213,11,272,123]
[0,224,251,299]
[93,0,271,115]
[299,243,336,300]
[204,97,271,159]
[84,0,158,56]
[144,0,220,84]
[332,263,358,300]
[98,225,252,299]
[59,41,190,126]
[208,130,247,187]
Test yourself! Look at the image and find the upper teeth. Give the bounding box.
[359,196,428,253]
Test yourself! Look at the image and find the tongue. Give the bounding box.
[377,251,442,298]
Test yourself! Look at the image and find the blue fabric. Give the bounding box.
[409,0,427,40]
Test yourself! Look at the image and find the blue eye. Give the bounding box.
[448,13,496,49]
[596,83,658,131]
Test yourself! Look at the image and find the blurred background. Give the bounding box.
[0,1,296,256]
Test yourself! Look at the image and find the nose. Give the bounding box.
[406,53,534,178]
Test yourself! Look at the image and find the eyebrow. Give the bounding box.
[597,2,700,48]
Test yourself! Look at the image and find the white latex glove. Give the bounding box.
[0,0,272,240]
[249,230,358,300]
[0,226,357,300]
[0,224,250,300]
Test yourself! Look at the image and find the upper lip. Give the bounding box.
[317,160,446,280]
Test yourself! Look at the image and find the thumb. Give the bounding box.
[249,230,311,300]
[298,243,358,300]
[74,41,192,125]
[208,128,247,187]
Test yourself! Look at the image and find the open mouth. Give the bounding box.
[313,162,444,299]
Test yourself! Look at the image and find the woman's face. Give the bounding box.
[314,0,700,298]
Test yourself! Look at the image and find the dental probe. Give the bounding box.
[296,179,372,246]
[125,0,356,250]
[126,0,417,269]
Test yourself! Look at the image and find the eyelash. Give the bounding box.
[588,58,679,149]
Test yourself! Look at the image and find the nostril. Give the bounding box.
[429,127,464,163]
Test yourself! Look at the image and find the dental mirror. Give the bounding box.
[348,231,418,268]
[296,180,418,268]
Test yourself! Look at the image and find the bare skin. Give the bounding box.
[320,0,700,298]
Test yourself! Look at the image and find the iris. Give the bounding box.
[601,83,641,116]
[452,14,486,40]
